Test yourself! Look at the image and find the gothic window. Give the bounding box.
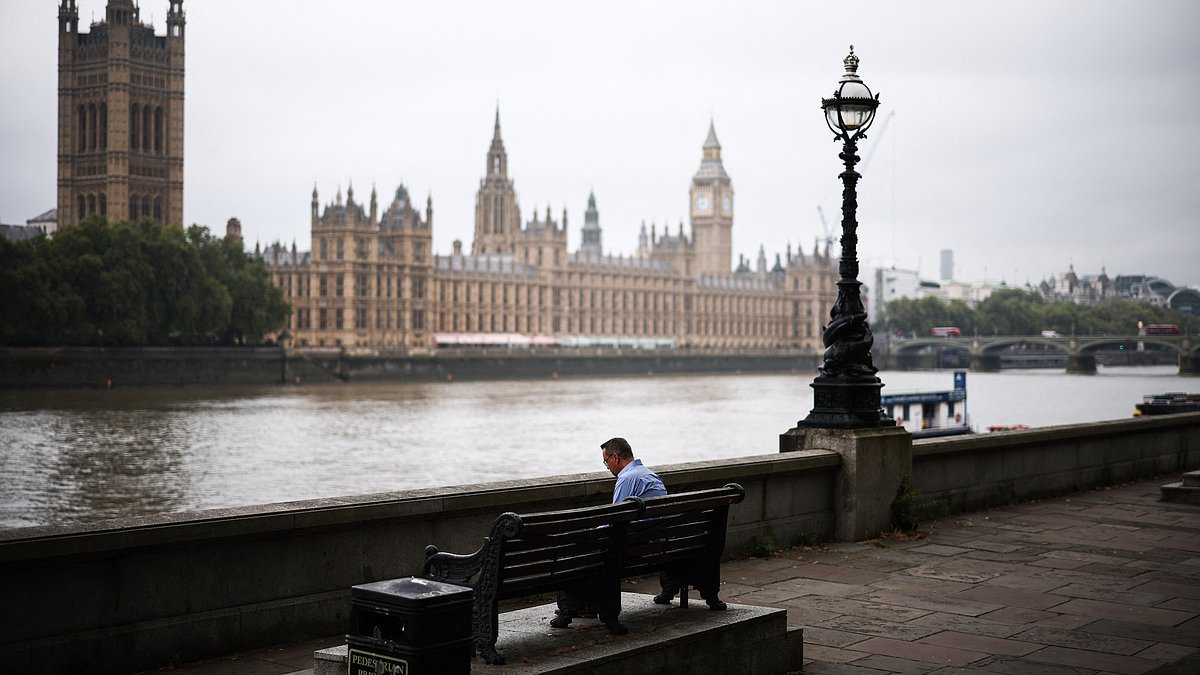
[153,197,162,221]
[493,156,500,173]
[319,239,328,259]
[336,275,344,297]
[78,195,86,220]
[100,103,107,150]
[131,104,140,151]
[336,239,344,260]
[88,104,97,151]
[413,310,425,331]
[128,195,137,221]
[154,107,163,154]
[87,194,96,215]
[142,196,151,218]
[318,309,327,329]
[79,105,87,152]
[319,275,327,297]
[99,194,107,218]
[142,106,151,152]
[335,309,344,329]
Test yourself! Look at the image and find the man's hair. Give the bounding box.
[601,437,633,459]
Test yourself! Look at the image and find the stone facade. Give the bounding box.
[56,0,185,228]
[264,115,837,351]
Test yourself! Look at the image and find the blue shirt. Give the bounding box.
[612,459,667,503]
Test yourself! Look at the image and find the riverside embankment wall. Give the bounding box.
[1,414,1197,674]
[0,347,819,388]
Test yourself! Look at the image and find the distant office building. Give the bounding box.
[261,116,838,351]
[56,0,185,227]
[940,249,953,281]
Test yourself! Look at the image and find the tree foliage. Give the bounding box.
[878,288,1194,337]
[0,217,289,346]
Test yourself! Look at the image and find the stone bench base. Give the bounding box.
[314,592,801,674]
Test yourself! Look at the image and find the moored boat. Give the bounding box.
[882,370,973,439]
[1134,392,1200,416]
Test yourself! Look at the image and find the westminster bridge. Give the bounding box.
[885,333,1199,374]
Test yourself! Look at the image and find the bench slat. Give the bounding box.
[503,550,610,579]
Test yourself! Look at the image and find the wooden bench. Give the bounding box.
[421,483,745,665]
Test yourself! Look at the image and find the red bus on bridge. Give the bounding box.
[1145,324,1180,335]
[930,327,962,337]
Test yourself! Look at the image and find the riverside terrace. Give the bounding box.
[162,475,1200,674]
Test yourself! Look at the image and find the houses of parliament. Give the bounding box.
[52,2,836,352]
[262,112,837,352]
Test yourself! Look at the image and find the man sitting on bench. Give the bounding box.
[554,436,721,629]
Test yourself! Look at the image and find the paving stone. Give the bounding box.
[1042,549,1133,566]
[806,643,869,663]
[982,573,1071,593]
[911,544,973,557]
[848,653,940,673]
[1131,579,1200,601]
[763,577,871,598]
[919,630,1041,656]
[801,661,891,674]
[814,615,943,641]
[1052,598,1196,627]
[955,585,1069,611]
[1030,556,1095,570]
[909,611,1027,638]
[1024,645,1160,674]
[1133,642,1198,663]
[734,588,808,605]
[978,607,1063,625]
[1052,583,1171,606]
[857,590,1004,618]
[1011,625,1154,655]
[787,562,893,586]
[846,636,988,667]
[1156,597,1200,613]
[804,626,873,648]
[1076,619,1200,648]
[868,576,974,597]
[903,564,999,585]
[783,605,843,629]
[1075,563,1157,579]
[801,596,935,623]
[962,539,1026,554]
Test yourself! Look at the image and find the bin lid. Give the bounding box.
[351,576,473,608]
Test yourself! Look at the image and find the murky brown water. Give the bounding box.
[0,366,1188,529]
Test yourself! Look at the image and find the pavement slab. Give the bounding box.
[1024,645,1161,674]
[846,636,989,667]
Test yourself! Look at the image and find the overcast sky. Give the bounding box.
[2,0,1198,288]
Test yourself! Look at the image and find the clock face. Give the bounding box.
[722,195,731,213]
[695,194,710,211]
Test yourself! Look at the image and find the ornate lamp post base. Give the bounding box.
[801,376,893,429]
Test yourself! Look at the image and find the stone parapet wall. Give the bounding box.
[0,450,838,674]
[911,411,1200,516]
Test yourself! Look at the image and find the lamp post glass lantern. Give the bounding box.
[800,46,893,429]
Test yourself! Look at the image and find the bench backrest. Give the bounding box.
[493,499,644,600]
[621,483,745,579]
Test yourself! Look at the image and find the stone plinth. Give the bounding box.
[801,425,912,541]
[314,593,799,674]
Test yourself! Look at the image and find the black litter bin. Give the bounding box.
[347,576,474,675]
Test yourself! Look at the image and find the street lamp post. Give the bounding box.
[800,46,894,429]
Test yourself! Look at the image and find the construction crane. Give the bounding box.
[814,109,895,257]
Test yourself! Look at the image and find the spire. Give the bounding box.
[704,118,720,150]
[487,107,507,178]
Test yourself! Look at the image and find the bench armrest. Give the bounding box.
[421,512,523,587]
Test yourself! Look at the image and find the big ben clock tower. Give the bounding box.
[689,121,733,277]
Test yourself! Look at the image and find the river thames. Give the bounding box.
[0,365,1192,529]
